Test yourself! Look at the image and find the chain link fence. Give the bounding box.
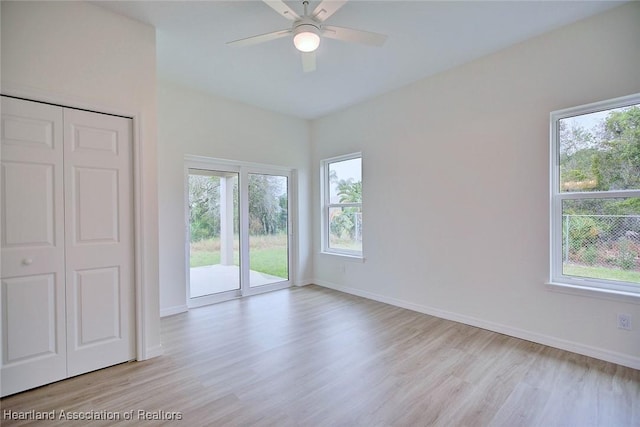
[563,214,640,271]
[355,212,362,242]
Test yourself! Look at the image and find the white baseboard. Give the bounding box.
[314,280,640,370]
[294,279,314,287]
[160,304,188,318]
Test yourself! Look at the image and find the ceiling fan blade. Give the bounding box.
[226,29,291,48]
[263,0,300,21]
[301,51,316,73]
[322,25,387,46]
[312,0,348,22]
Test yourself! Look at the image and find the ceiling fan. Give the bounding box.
[226,0,388,72]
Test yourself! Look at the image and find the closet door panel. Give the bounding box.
[63,108,134,377]
[0,97,66,397]
[3,274,58,361]
[73,267,121,346]
[2,162,55,248]
[73,167,119,244]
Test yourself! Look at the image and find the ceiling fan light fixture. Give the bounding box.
[293,24,320,52]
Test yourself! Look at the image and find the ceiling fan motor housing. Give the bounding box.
[293,19,321,52]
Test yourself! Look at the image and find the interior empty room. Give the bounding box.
[1,1,639,426]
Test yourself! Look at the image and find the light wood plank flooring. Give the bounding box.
[2,285,639,426]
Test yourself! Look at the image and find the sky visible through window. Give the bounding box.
[561,107,625,136]
[329,157,361,204]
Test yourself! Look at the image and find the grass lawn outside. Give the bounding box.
[250,247,288,279]
[190,251,222,268]
[563,263,640,284]
[190,234,288,279]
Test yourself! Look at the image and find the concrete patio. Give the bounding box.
[190,264,286,298]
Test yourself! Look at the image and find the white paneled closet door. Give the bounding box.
[63,108,135,377]
[1,97,67,396]
[0,97,135,396]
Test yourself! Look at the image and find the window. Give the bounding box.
[550,94,640,296]
[322,153,363,257]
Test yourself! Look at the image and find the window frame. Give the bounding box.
[549,93,640,297]
[321,152,363,258]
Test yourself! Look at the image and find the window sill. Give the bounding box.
[320,251,365,262]
[546,281,640,304]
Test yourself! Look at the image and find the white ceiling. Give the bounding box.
[94,1,624,119]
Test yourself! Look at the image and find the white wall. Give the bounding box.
[157,80,311,315]
[1,1,162,357]
[311,3,640,368]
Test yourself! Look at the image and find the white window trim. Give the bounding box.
[321,152,364,259]
[549,93,640,300]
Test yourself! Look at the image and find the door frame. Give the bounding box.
[1,88,152,361]
[184,155,296,308]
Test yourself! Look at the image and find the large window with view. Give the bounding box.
[322,154,362,257]
[551,94,640,295]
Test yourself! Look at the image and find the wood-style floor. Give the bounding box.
[2,285,639,426]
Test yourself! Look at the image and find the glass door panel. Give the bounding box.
[188,170,240,298]
[248,173,289,287]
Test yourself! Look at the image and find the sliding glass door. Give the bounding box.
[188,170,240,298]
[186,160,292,306]
[248,173,289,288]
